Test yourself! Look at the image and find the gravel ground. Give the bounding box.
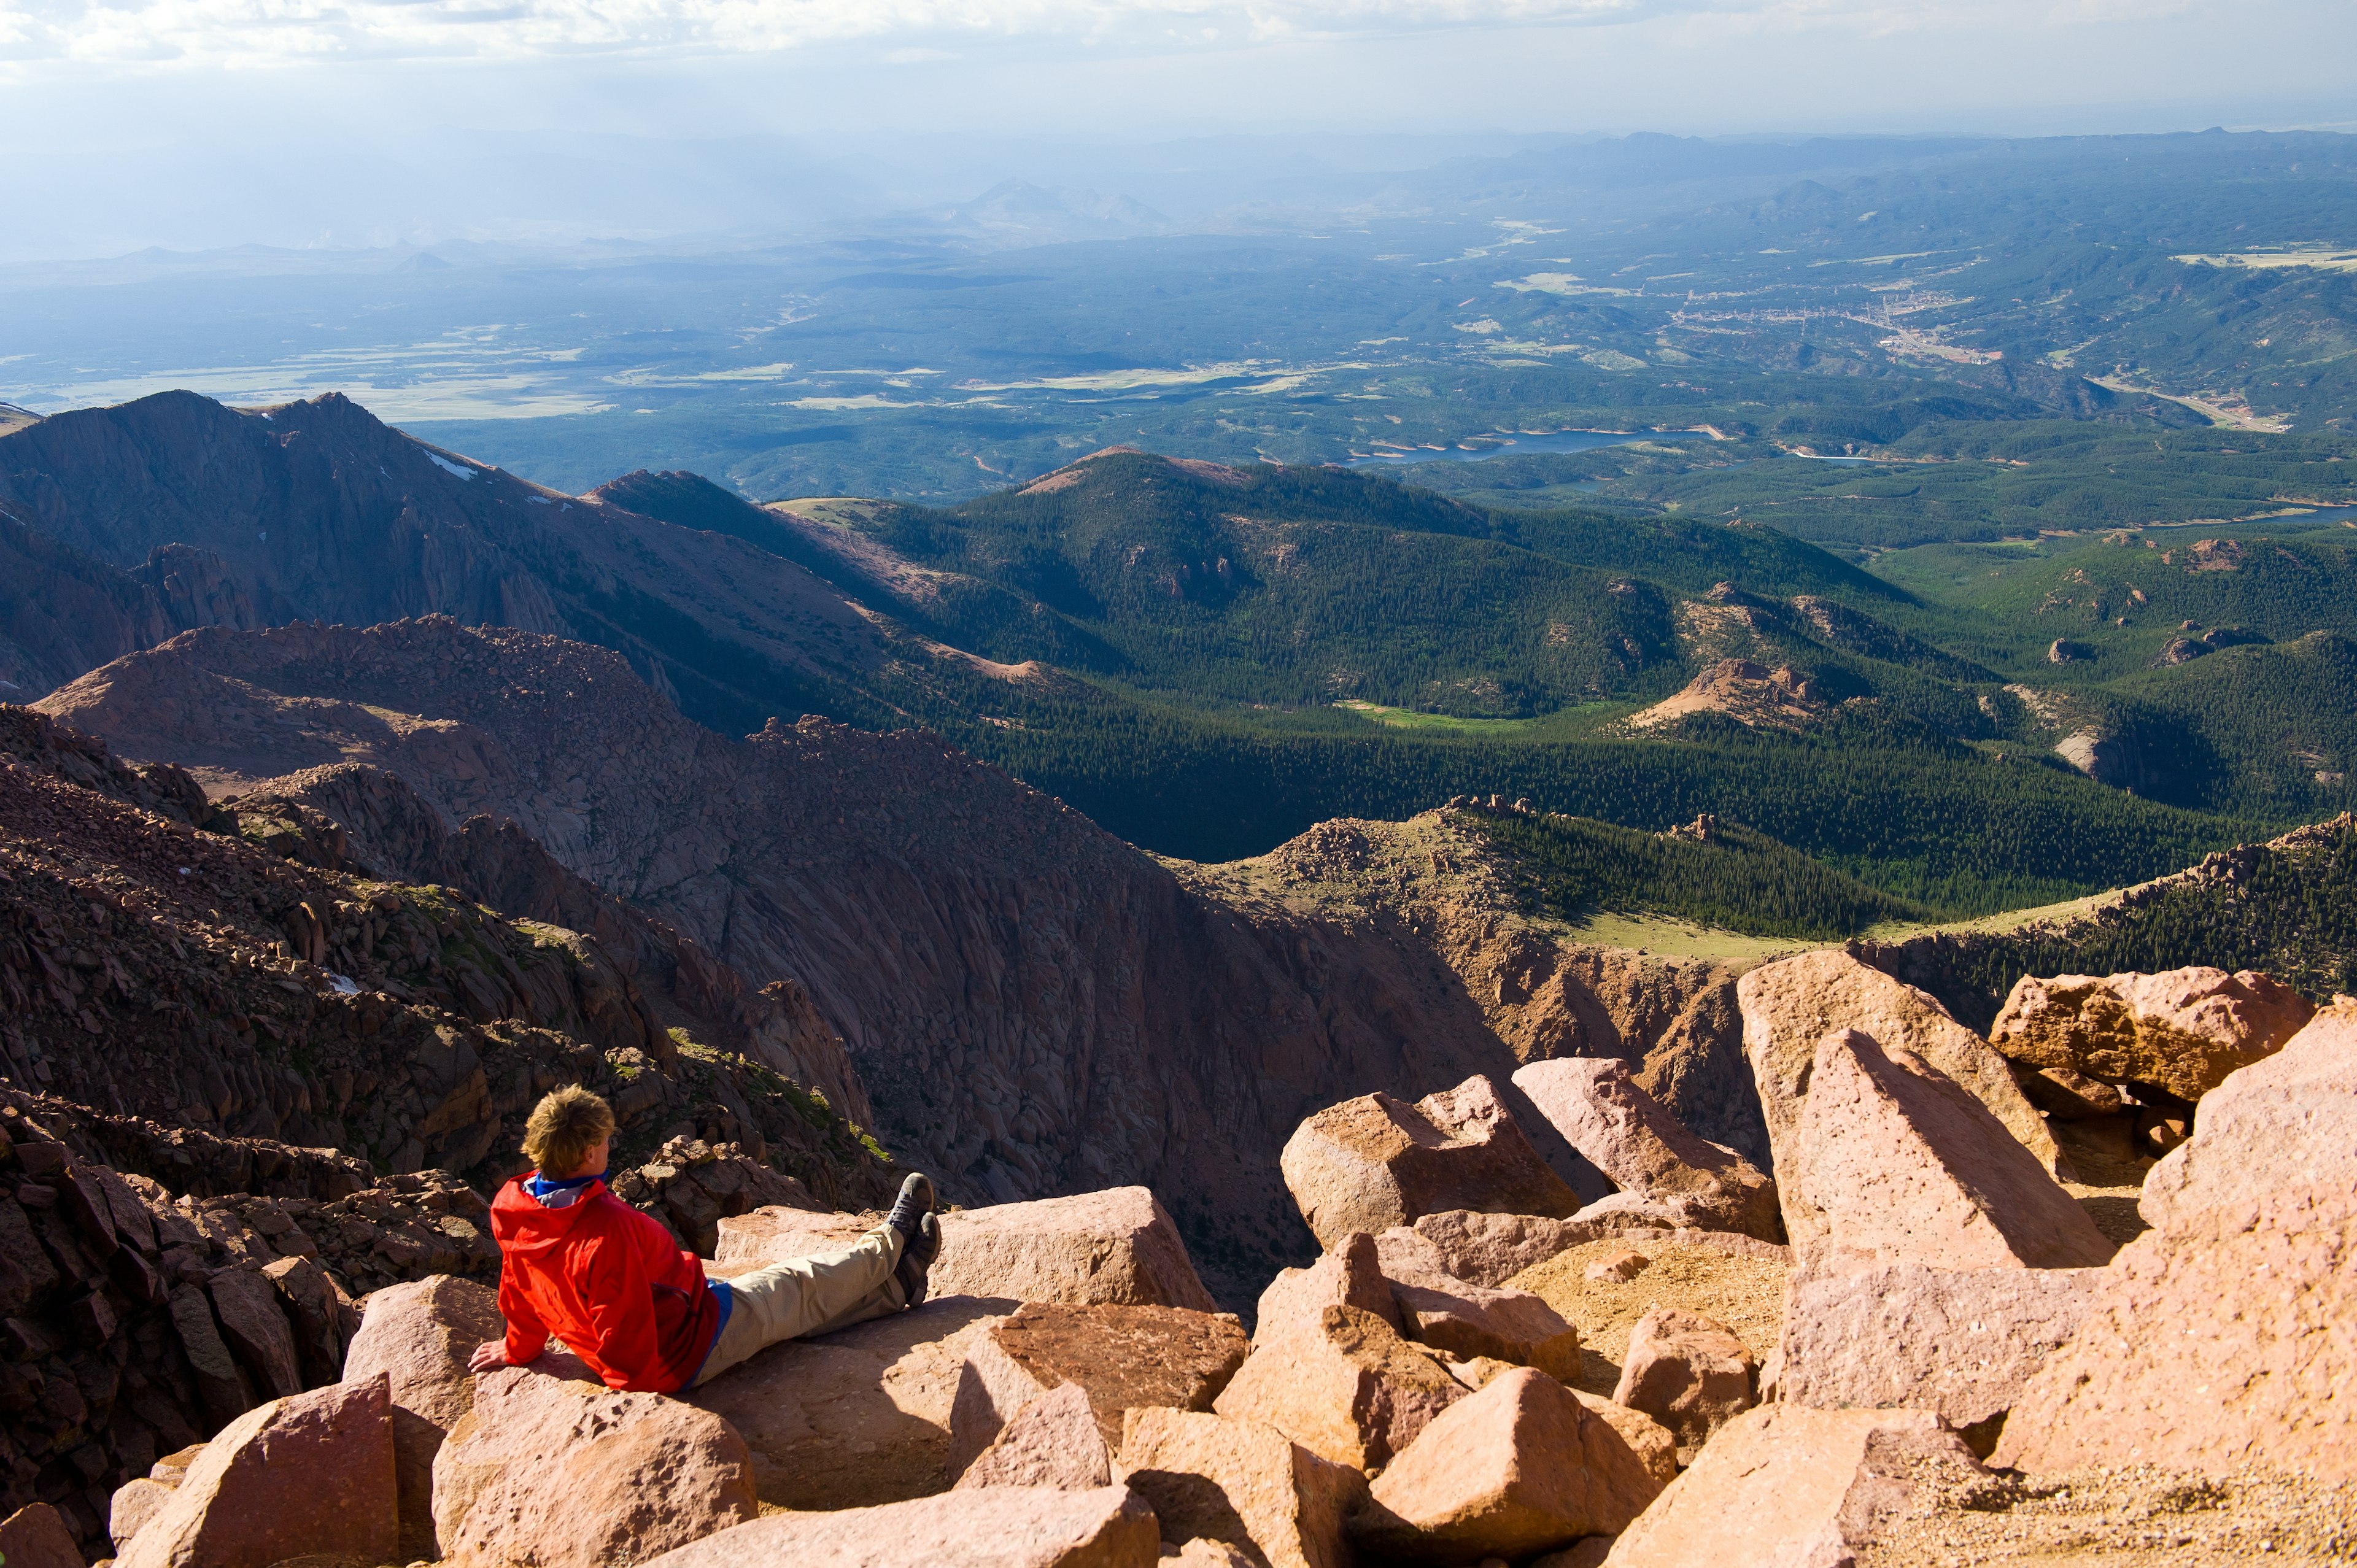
[1508,1236,1789,1398]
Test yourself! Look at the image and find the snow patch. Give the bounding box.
[425,452,475,481]
[528,495,553,505]
[326,973,362,997]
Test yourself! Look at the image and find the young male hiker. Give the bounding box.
[471,1084,942,1391]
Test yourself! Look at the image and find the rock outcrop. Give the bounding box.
[1736,949,2065,1186]
[1782,1029,2112,1271]
[433,1356,758,1568]
[1602,1405,1986,1567]
[1767,1261,2099,1453]
[115,1375,398,1568]
[1280,1076,1582,1249]
[1994,1183,2357,1481]
[1354,1368,1661,1561]
[1991,965,2315,1102]
[1117,1408,1360,1568]
[1511,1058,1780,1241]
[2138,998,2357,1233]
[340,1274,505,1559]
[638,1484,1161,1568]
[948,1303,1248,1475]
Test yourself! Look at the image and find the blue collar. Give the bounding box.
[527,1169,605,1208]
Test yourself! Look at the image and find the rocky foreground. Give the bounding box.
[3,932,2351,1566]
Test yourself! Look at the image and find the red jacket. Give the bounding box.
[489,1175,720,1393]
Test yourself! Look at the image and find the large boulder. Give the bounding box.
[954,1383,1115,1492]
[1609,1307,1755,1453]
[1375,1229,1584,1381]
[1212,1303,1466,1469]
[718,1188,1216,1311]
[1252,1232,1401,1344]
[690,1295,1011,1509]
[0,1504,85,1568]
[1737,949,2065,1181]
[205,1264,302,1401]
[1512,1060,1781,1242]
[1355,1368,1662,1562]
[635,1485,1161,1568]
[1280,1076,1582,1250]
[1991,966,2315,1103]
[341,1273,505,1559]
[1601,1405,1985,1568]
[1768,1260,2100,1453]
[1572,1391,1678,1489]
[1786,1030,2112,1272]
[1403,1211,1604,1289]
[948,1303,1250,1476]
[433,1356,757,1568]
[1117,1408,1362,1568]
[116,1375,398,1568]
[1993,1183,2357,1482]
[2140,999,2357,1233]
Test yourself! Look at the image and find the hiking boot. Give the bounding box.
[886,1172,935,1240]
[895,1211,941,1308]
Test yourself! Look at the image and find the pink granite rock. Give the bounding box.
[1212,1303,1465,1469]
[1252,1232,1400,1343]
[1512,1059,1782,1242]
[1992,966,2315,1103]
[1404,1211,1605,1289]
[955,1383,1115,1491]
[1603,1405,1984,1568]
[2140,999,2357,1234]
[434,1355,757,1568]
[1280,1076,1583,1249]
[1118,1408,1361,1568]
[1610,1307,1755,1452]
[342,1273,505,1559]
[1994,1183,2357,1481]
[1357,1368,1663,1561]
[1786,1030,2112,1272]
[1374,1228,1584,1381]
[0,1504,85,1568]
[637,1484,1161,1568]
[115,1375,398,1568]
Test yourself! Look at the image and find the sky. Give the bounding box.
[4,0,2355,258]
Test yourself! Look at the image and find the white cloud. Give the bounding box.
[2,0,1700,67]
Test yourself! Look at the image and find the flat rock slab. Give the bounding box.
[1787,1029,2113,1272]
[1512,1059,1782,1243]
[1738,949,2064,1184]
[1995,1183,2357,1482]
[1770,1261,2100,1448]
[692,1294,1013,1509]
[1118,1408,1361,1568]
[436,1356,756,1568]
[1358,1367,1662,1562]
[1992,966,2315,1103]
[1281,1075,1582,1250]
[954,1383,1115,1492]
[950,1303,1250,1474]
[636,1485,1161,1568]
[719,1188,1216,1311]
[1603,1404,1985,1568]
[117,1375,398,1568]
[2140,999,2357,1234]
[1213,1303,1465,1470]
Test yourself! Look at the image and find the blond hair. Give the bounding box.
[522,1086,615,1176]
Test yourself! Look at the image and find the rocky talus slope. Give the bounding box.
[41,619,1802,1300]
[0,704,894,1210]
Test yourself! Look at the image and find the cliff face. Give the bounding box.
[41,619,1776,1299]
[0,511,255,700]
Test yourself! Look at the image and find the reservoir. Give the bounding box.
[1345,428,1712,466]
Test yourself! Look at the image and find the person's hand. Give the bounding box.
[468,1340,511,1373]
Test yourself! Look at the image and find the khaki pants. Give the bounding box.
[692,1221,906,1386]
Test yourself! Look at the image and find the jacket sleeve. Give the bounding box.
[497,1256,551,1365]
[575,1232,662,1391]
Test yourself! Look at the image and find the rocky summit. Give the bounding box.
[2,402,2355,1564]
